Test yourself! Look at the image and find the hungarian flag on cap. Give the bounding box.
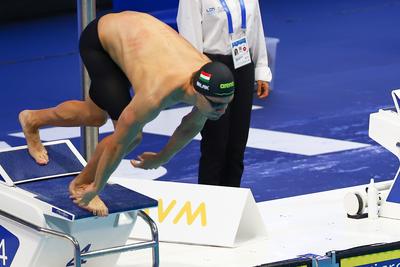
[199,71,212,83]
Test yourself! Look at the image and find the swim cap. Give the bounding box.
[193,62,235,97]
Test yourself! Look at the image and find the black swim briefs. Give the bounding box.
[79,18,132,120]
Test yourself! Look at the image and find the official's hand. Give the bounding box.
[130,152,163,169]
[256,80,270,99]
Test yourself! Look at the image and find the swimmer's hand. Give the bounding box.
[130,152,164,169]
[71,182,97,206]
[69,181,109,216]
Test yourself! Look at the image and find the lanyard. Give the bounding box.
[219,0,247,34]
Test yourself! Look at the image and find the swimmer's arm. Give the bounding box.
[157,107,207,163]
[92,97,161,192]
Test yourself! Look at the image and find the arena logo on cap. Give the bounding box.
[220,81,234,89]
[199,71,212,83]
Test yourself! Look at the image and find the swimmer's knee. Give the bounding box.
[90,112,108,127]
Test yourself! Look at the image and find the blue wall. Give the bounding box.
[113,0,178,13]
[113,0,179,29]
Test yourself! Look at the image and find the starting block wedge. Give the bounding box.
[0,140,159,267]
[368,89,400,220]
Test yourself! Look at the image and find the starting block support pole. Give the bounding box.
[77,0,98,160]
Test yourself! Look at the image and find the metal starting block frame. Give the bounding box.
[0,140,159,267]
[0,209,158,267]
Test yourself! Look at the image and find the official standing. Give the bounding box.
[177,0,272,187]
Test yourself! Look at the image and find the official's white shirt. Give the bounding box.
[177,0,272,82]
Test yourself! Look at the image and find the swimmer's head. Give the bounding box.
[191,62,235,120]
[192,62,235,97]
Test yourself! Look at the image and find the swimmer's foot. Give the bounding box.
[85,196,109,217]
[19,110,48,165]
[69,180,109,217]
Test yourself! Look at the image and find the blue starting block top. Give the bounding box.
[19,175,157,220]
[0,140,84,184]
[0,140,157,220]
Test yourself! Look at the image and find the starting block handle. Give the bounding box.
[80,211,159,266]
[0,208,81,265]
[139,210,160,267]
[0,209,159,267]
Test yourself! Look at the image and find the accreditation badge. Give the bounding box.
[231,34,251,69]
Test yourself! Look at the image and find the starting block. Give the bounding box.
[368,89,400,220]
[0,140,158,267]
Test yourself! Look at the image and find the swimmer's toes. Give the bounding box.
[35,151,49,165]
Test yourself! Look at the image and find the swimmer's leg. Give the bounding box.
[19,97,107,165]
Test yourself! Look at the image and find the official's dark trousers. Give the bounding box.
[199,54,255,187]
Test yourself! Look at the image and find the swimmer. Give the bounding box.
[19,11,235,216]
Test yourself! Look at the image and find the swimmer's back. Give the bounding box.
[98,11,206,81]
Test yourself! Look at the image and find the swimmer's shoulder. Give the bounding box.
[101,11,156,24]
